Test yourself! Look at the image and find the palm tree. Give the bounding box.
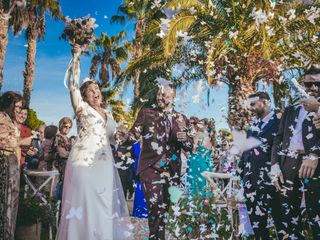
[0,0,26,92]
[89,31,133,126]
[89,31,129,85]
[11,0,62,107]
[160,0,320,130]
[116,13,207,109]
[110,0,160,104]
[102,86,136,129]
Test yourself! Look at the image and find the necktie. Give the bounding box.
[163,111,172,137]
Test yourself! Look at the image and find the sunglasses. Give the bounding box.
[304,82,320,88]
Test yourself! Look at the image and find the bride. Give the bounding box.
[56,45,132,240]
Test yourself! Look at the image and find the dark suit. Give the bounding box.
[271,106,320,239]
[111,144,135,199]
[239,112,282,239]
[127,107,193,240]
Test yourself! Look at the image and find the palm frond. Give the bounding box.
[89,54,102,79]
[114,46,129,62]
[166,0,203,10]
[163,14,196,57]
[110,15,126,24]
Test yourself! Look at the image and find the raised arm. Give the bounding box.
[64,45,84,114]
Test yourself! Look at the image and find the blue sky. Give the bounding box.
[2,0,229,134]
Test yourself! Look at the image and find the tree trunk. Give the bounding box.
[227,78,255,131]
[100,63,110,108]
[133,19,144,105]
[23,25,37,108]
[99,56,110,86]
[0,15,9,92]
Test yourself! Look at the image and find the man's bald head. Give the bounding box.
[156,84,176,110]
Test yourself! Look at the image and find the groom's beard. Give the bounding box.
[255,109,265,119]
[157,100,170,109]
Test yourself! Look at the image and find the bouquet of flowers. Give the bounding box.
[62,16,98,88]
[60,15,98,53]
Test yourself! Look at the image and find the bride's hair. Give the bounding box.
[80,80,99,99]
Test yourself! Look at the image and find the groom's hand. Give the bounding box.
[115,127,128,144]
[177,132,187,142]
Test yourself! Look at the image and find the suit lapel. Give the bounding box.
[258,114,275,138]
[302,112,317,150]
[286,106,302,141]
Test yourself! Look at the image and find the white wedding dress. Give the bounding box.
[57,53,132,240]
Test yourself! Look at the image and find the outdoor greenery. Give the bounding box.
[2,0,318,128]
[16,193,57,226]
[25,108,45,131]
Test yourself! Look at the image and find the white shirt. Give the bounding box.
[261,111,274,129]
[289,107,308,151]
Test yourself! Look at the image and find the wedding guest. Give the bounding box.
[179,117,199,176]
[189,116,200,136]
[112,125,135,199]
[215,129,232,173]
[0,91,31,239]
[25,124,46,170]
[186,118,216,196]
[14,106,31,166]
[238,92,282,239]
[37,124,46,140]
[40,125,58,171]
[52,117,73,222]
[132,141,148,218]
[53,117,73,178]
[303,87,320,128]
[271,67,320,239]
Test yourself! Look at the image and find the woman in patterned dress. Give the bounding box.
[0,91,31,239]
[53,117,73,177]
[53,117,73,202]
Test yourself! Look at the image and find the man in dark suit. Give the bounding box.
[121,84,193,240]
[271,67,320,239]
[239,92,282,239]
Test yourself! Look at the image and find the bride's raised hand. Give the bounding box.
[72,44,81,55]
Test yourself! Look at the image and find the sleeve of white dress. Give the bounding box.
[64,51,85,114]
[107,113,117,145]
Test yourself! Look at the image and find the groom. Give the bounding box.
[122,83,193,240]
